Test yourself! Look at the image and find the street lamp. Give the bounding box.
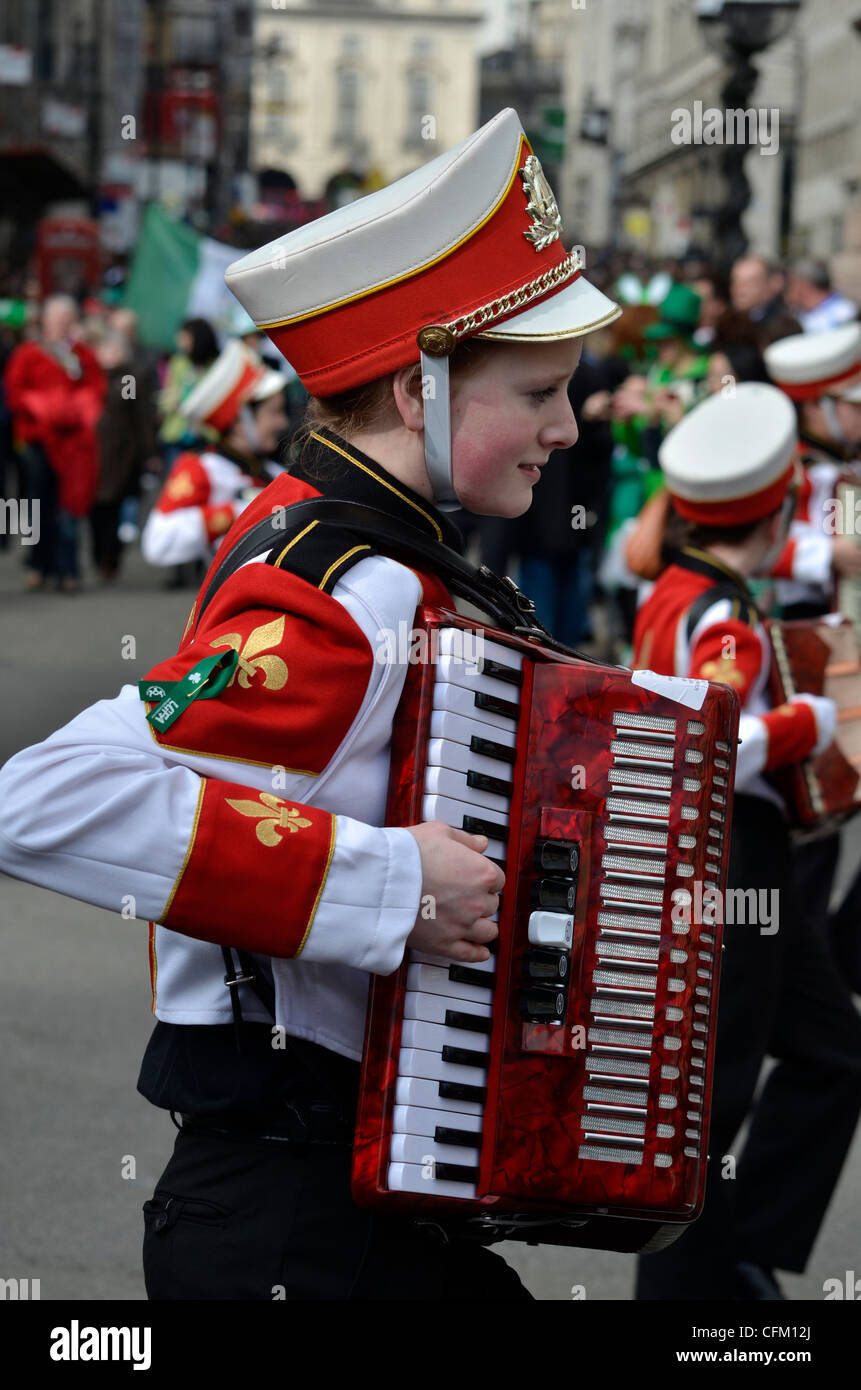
[696,0,802,274]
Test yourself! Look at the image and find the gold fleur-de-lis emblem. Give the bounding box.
[166,471,196,501]
[209,615,288,691]
[699,658,745,688]
[521,154,563,252]
[225,791,312,846]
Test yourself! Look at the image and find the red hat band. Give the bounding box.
[207,358,265,433]
[263,137,580,397]
[776,360,861,401]
[670,463,794,526]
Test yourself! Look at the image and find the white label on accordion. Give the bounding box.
[631,669,709,711]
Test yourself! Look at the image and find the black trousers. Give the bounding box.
[143,1130,532,1301]
[636,795,861,1299]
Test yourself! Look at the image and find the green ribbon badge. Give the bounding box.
[139,649,239,731]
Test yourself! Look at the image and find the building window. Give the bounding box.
[405,69,432,146]
[335,66,362,142]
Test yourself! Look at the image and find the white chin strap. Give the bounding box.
[238,402,261,455]
[420,350,460,512]
[821,395,845,446]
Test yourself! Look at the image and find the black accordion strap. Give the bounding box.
[193,497,611,667]
[198,495,616,1064]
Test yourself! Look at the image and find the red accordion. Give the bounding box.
[767,614,861,830]
[352,609,740,1251]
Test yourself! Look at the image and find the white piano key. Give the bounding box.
[436,654,521,704]
[409,950,496,974]
[390,1133,481,1168]
[387,1161,477,1199]
[438,628,523,672]
[423,764,510,816]
[406,963,495,1004]
[392,1103,483,1139]
[401,1018,491,1056]
[394,1075,484,1117]
[422,792,509,831]
[402,991,492,1026]
[426,737,513,782]
[432,681,518,733]
[398,1046,488,1089]
[429,708,517,751]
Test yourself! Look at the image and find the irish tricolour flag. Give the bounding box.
[123,204,241,350]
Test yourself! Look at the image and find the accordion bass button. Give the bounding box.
[528,910,574,950]
[520,984,567,1023]
[523,949,569,984]
[535,838,580,875]
[532,877,576,912]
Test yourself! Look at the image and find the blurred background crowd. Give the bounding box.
[1,246,857,637]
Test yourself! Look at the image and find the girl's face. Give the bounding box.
[448,339,583,516]
[706,351,733,395]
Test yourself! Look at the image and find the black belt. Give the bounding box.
[177,1103,354,1147]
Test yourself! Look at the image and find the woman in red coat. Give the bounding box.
[4,294,106,591]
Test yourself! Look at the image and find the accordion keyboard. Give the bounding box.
[388,629,523,1198]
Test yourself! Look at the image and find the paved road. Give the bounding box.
[1,538,859,1301]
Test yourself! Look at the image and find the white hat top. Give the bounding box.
[179,339,286,428]
[764,322,861,387]
[659,382,797,504]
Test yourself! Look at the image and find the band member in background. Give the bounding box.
[141,340,289,569]
[763,324,861,977]
[764,323,861,619]
[632,384,861,1301]
[0,110,622,1300]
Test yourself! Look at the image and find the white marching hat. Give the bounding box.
[179,339,288,433]
[764,322,861,402]
[224,107,620,507]
[659,382,798,525]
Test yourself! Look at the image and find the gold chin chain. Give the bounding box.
[448,250,582,339]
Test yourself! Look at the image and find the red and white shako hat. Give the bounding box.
[659,382,798,525]
[224,107,620,507]
[179,339,287,434]
[764,322,861,402]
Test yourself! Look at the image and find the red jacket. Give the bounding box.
[4,340,106,516]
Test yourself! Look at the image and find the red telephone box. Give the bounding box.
[35,217,102,298]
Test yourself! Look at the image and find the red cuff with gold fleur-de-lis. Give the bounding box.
[161,779,337,958]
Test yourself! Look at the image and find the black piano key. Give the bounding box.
[433,1161,480,1184]
[435,1124,483,1147]
[474,690,520,721]
[469,735,516,766]
[444,1009,493,1035]
[467,769,514,798]
[439,1080,487,1104]
[477,658,523,688]
[462,813,509,843]
[449,964,495,990]
[442,1045,489,1070]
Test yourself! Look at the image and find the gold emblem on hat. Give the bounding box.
[417,324,456,356]
[521,154,562,252]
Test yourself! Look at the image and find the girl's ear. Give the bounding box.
[392,363,425,433]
